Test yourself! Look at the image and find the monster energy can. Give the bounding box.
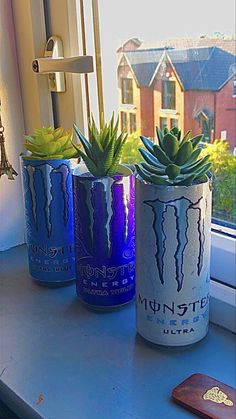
[136,178,212,346]
[22,159,75,286]
[73,170,135,309]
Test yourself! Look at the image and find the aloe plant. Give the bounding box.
[73,114,128,177]
[136,127,211,186]
[22,126,80,160]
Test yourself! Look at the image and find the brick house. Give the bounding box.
[117,39,236,149]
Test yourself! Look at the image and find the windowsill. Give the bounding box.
[119,104,136,110]
[160,109,177,114]
[0,245,236,419]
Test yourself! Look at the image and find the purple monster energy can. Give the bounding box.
[72,169,135,309]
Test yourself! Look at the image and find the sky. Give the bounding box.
[81,0,236,125]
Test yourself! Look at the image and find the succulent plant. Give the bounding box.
[73,114,128,177]
[136,127,211,186]
[23,126,80,160]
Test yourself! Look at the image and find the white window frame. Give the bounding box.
[12,0,236,332]
[12,0,84,133]
[210,223,236,332]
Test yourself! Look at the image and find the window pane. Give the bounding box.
[162,80,176,110]
[160,117,167,131]
[130,113,136,133]
[85,0,236,230]
[121,78,133,104]
[170,118,178,129]
[120,111,127,130]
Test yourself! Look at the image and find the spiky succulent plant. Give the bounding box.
[136,127,211,186]
[23,126,80,160]
[73,114,128,177]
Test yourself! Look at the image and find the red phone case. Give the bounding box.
[172,373,236,419]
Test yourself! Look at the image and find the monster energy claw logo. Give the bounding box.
[25,163,70,237]
[144,196,205,292]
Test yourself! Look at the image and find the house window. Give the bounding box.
[233,80,236,97]
[170,118,178,129]
[120,112,127,130]
[160,117,168,131]
[162,80,176,110]
[130,113,136,133]
[121,78,133,104]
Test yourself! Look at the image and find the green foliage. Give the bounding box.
[73,114,128,177]
[121,132,143,165]
[136,127,211,186]
[202,140,236,223]
[23,126,79,160]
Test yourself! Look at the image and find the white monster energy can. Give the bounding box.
[135,178,212,346]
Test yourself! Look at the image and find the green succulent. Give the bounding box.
[22,126,80,160]
[73,114,128,177]
[136,126,211,186]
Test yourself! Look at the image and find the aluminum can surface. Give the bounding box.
[136,178,212,346]
[73,173,135,308]
[22,159,75,285]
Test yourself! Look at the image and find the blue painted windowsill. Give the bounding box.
[0,245,235,419]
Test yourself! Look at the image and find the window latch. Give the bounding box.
[32,36,93,92]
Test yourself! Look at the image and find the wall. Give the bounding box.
[140,88,154,138]
[0,0,25,250]
[215,78,236,149]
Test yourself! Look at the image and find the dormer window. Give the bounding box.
[121,78,133,104]
[162,80,176,110]
[233,80,236,98]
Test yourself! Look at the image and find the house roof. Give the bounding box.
[128,37,236,55]
[122,46,236,91]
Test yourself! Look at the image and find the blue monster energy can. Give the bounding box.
[136,178,212,346]
[73,171,135,309]
[22,159,75,286]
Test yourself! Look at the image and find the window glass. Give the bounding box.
[121,78,133,104]
[85,0,236,229]
[170,118,178,129]
[162,80,176,110]
[120,111,127,130]
[160,117,168,131]
[233,80,236,97]
[130,113,136,133]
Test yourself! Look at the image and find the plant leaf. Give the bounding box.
[181,155,210,174]
[162,133,179,158]
[135,164,152,183]
[174,174,195,186]
[140,135,155,155]
[73,124,93,160]
[141,162,166,175]
[153,144,172,165]
[182,148,202,166]
[174,141,193,165]
[139,148,165,168]
[190,134,204,149]
[179,130,191,145]
[150,174,171,185]
[156,126,164,148]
